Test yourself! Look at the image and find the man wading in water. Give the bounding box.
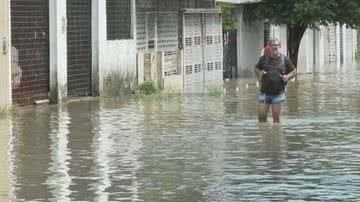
[254,39,297,123]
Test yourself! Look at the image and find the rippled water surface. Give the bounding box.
[1,65,360,201]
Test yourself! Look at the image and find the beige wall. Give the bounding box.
[0,0,11,109]
[0,118,11,201]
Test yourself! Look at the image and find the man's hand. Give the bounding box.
[259,70,267,79]
[280,70,297,82]
[280,74,288,82]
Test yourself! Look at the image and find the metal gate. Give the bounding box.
[183,13,223,93]
[183,14,204,93]
[11,0,49,105]
[67,0,92,97]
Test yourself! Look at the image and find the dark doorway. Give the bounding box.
[67,0,92,97]
[11,0,50,105]
[223,30,237,79]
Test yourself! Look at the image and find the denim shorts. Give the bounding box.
[258,93,286,104]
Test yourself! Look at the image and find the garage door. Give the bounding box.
[67,0,92,97]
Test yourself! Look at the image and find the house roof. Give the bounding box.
[216,0,262,4]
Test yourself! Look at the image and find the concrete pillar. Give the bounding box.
[49,0,68,103]
[0,0,11,109]
[235,6,264,76]
[343,24,348,64]
[319,26,326,67]
[270,24,287,55]
[336,24,341,67]
[92,0,100,96]
[279,25,287,56]
[353,29,357,62]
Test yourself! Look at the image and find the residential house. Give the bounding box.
[217,0,358,78]
[217,0,264,78]
[136,0,223,93]
[0,0,224,109]
[273,24,358,73]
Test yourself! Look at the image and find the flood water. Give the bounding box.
[1,64,360,201]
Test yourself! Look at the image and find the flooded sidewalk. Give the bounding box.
[1,65,360,201]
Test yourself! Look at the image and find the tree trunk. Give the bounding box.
[287,24,307,68]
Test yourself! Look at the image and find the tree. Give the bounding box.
[222,4,236,31]
[243,0,360,67]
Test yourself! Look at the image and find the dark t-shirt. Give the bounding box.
[255,54,295,95]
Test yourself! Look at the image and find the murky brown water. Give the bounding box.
[1,64,360,201]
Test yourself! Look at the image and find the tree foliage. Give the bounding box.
[243,0,360,67]
[222,4,237,31]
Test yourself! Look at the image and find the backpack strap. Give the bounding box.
[264,55,270,71]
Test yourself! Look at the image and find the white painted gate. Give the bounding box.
[183,14,204,93]
[204,13,223,89]
[183,13,223,94]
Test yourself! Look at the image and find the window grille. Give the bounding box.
[215,61,221,70]
[207,62,214,71]
[185,37,192,47]
[194,36,201,45]
[164,51,178,76]
[107,0,132,40]
[206,36,213,45]
[194,64,202,73]
[186,65,193,74]
[136,12,179,51]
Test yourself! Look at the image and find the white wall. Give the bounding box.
[49,0,67,103]
[297,29,317,73]
[94,0,137,96]
[270,25,287,55]
[235,6,264,76]
[0,0,11,109]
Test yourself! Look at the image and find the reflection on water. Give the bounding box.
[2,64,360,201]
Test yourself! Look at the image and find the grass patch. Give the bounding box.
[135,81,168,101]
[207,85,223,97]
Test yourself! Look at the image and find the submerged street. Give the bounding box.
[1,64,360,201]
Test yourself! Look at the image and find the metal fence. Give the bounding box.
[136,12,179,52]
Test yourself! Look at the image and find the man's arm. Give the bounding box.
[254,56,266,79]
[281,70,296,82]
[255,67,267,79]
[280,57,297,82]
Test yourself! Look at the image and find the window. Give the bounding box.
[107,0,132,40]
[164,51,179,76]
